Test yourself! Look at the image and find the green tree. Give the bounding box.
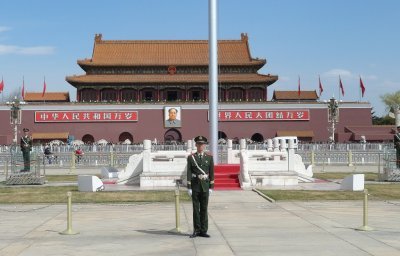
[380,90,400,126]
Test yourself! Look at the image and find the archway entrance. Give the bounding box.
[119,132,133,143]
[251,133,264,142]
[82,134,95,144]
[218,131,227,139]
[164,128,182,142]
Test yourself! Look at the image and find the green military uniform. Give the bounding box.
[187,136,214,237]
[395,127,400,168]
[20,128,33,172]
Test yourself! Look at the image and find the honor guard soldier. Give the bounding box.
[187,135,214,238]
[395,126,400,168]
[20,128,33,172]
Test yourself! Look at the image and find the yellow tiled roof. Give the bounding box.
[77,33,266,66]
[24,92,70,102]
[273,91,319,100]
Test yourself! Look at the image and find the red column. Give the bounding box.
[77,89,80,102]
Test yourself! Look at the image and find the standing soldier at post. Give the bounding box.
[20,128,33,172]
[395,126,400,168]
[187,135,214,238]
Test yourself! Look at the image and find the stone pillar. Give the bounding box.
[267,139,273,152]
[142,140,152,172]
[273,138,280,161]
[288,139,295,171]
[280,139,287,152]
[192,139,196,152]
[186,140,192,154]
[240,138,246,151]
[227,139,233,163]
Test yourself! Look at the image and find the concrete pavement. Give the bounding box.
[1,166,399,255]
[1,189,400,256]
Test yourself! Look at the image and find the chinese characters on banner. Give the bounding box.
[216,110,310,121]
[35,111,138,122]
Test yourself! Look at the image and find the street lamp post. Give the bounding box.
[327,97,339,143]
[6,97,25,145]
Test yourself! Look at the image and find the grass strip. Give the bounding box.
[259,184,400,201]
[0,186,191,204]
[313,172,378,181]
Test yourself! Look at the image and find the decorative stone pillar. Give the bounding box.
[142,140,152,172]
[267,139,273,152]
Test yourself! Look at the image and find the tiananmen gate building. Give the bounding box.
[0,33,392,145]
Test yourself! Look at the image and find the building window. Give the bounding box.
[81,89,97,102]
[228,88,243,101]
[248,88,264,101]
[121,89,137,102]
[142,90,154,101]
[101,89,117,102]
[191,91,201,101]
[167,91,178,101]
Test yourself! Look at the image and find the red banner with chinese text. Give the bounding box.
[35,111,138,122]
[216,110,309,121]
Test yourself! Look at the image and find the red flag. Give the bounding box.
[360,77,366,97]
[318,76,323,96]
[298,76,301,97]
[339,76,344,96]
[21,79,25,99]
[42,78,47,97]
[0,78,4,93]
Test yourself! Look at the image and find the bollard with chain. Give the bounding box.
[356,189,374,231]
[169,179,183,234]
[60,191,79,235]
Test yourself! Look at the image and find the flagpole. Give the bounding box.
[338,76,341,102]
[359,75,361,102]
[1,76,3,103]
[298,75,300,103]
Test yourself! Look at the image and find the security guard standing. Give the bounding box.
[20,128,33,172]
[187,136,214,238]
[395,126,400,168]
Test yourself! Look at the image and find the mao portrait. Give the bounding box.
[164,107,181,127]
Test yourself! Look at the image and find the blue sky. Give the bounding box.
[0,0,399,115]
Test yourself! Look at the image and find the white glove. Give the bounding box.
[188,189,192,197]
[209,189,213,195]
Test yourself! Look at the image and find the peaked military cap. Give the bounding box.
[23,128,29,132]
[194,135,208,144]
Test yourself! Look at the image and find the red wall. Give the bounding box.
[0,103,372,144]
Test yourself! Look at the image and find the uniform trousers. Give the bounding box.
[22,151,30,171]
[192,190,209,233]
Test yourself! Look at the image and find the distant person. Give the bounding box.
[44,145,54,164]
[165,107,181,127]
[20,128,33,172]
[75,147,84,163]
[395,125,400,168]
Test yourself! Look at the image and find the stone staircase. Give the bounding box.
[214,164,241,190]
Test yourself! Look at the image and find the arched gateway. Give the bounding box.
[164,129,182,142]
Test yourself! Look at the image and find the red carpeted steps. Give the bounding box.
[214,164,241,190]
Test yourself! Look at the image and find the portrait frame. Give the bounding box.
[164,106,182,128]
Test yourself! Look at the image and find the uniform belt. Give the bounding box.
[192,174,209,180]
